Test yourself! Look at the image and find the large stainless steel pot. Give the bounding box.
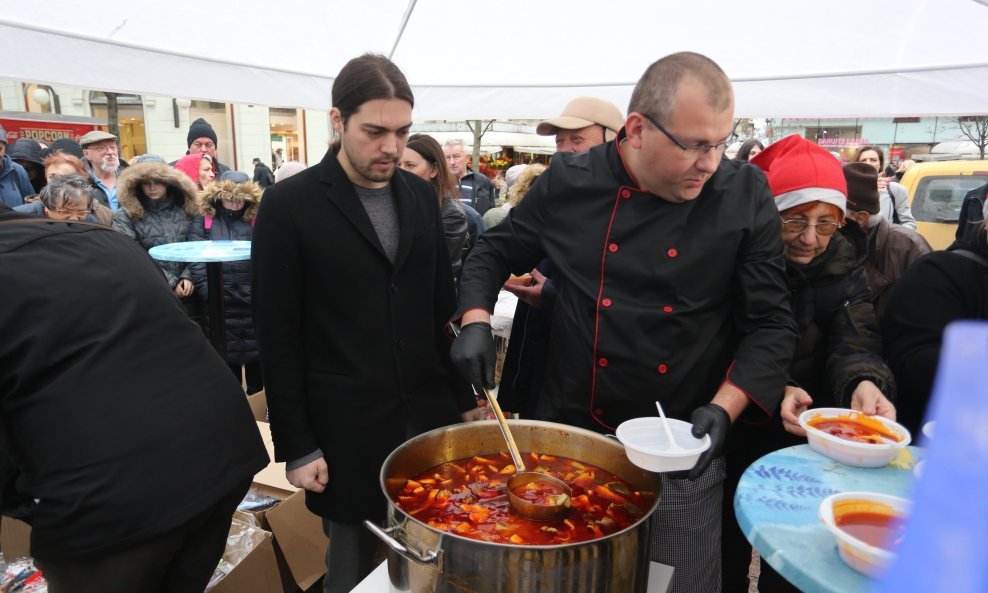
[366,420,662,593]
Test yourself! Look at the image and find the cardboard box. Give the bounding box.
[247,390,268,423]
[209,518,283,593]
[0,516,31,559]
[250,422,328,592]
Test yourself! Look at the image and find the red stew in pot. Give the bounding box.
[394,451,656,545]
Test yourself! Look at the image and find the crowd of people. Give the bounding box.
[0,50,984,593]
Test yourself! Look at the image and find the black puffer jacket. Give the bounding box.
[187,180,262,364]
[785,230,896,406]
[111,162,200,288]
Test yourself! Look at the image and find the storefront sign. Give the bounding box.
[0,118,102,145]
[817,137,870,147]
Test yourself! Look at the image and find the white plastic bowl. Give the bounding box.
[615,417,710,473]
[922,421,935,440]
[819,492,911,578]
[798,408,911,468]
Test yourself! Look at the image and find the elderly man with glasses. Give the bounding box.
[451,52,797,593]
[80,130,123,212]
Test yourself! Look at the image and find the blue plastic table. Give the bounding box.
[148,241,251,354]
[734,444,919,593]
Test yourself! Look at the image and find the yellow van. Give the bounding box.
[899,160,988,250]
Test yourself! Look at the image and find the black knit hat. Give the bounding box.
[187,118,218,147]
[843,162,880,215]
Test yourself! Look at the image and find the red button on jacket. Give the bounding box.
[598,358,608,367]
[620,189,631,199]
[667,248,678,258]
[608,243,619,253]
[657,363,669,374]
[602,298,613,307]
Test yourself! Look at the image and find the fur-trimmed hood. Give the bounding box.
[199,180,263,223]
[117,162,199,220]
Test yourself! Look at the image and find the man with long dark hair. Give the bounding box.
[251,54,477,592]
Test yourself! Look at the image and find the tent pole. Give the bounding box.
[389,0,419,59]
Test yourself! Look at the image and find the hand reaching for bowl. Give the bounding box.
[850,380,896,421]
[287,456,329,493]
[781,386,813,436]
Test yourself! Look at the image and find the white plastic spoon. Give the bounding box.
[655,401,685,452]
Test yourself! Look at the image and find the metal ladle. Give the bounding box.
[448,322,571,520]
[480,385,572,521]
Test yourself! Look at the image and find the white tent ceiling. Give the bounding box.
[2,0,987,120]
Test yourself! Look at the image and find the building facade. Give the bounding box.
[0,81,332,174]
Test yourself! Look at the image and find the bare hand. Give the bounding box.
[174,278,194,298]
[502,268,546,309]
[286,457,329,493]
[877,176,890,191]
[460,406,490,422]
[781,386,813,436]
[850,380,896,420]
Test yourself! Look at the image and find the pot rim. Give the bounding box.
[381,419,662,549]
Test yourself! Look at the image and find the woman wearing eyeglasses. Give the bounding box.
[721,135,896,593]
[13,174,99,222]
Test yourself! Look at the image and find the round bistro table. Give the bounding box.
[734,444,919,593]
[148,240,252,355]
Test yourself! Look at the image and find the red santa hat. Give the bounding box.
[750,134,847,214]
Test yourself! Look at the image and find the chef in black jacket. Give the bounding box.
[452,52,797,593]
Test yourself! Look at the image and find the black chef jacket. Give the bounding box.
[458,133,797,432]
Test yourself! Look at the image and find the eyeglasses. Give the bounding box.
[49,208,92,220]
[642,113,738,158]
[86,143,118,154]
[780,218,841,236]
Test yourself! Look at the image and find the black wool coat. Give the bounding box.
[251,149,474,523]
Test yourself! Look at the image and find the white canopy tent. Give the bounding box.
[2,0,987,120]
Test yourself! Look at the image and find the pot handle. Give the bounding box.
[364,521,440,566]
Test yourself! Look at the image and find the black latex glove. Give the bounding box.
[450,322,496,390]
[688,403,731,481]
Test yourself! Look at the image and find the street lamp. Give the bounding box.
[29,84,61,114]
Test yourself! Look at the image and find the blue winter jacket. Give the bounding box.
[0,156,32,208]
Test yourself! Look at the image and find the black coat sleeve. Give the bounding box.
[251,189,319,462]
[825,265,896,406]
[726,176,799,418]
[456,167,552,319]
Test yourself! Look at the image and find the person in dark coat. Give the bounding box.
[8,138,46,194]
[956,181,987,243]
[399,134,468,275]
[172,118,231,177]
[884,212,988,435]
[251,157,275,188]
[722,135,897,593]
[452,52,798,593]
[188,175,263,393]
[0,205,268,593]
[841,162,931,322]
[251,54,477,593]
[112,161,200,303]
[0,125,33,208]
